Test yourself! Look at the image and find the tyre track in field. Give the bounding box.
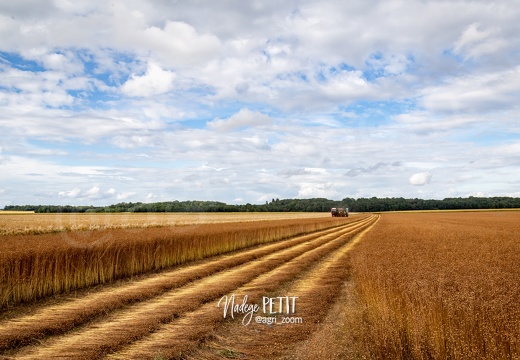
[3,215,376,359]
[108,215,379,360]
[189,214,380,359]
[0,216,369,352]
[12,216,376,359]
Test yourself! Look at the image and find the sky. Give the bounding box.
[1,0,520,207]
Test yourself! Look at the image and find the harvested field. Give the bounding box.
[185,212,519,360]
[0,213,377,359]
[1,211,517,359]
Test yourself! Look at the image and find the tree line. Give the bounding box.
[3,196,520,213]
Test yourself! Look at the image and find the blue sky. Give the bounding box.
[1,0,519,207]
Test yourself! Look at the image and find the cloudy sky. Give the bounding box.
[1,0,519,207]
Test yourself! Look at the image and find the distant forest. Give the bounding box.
[4,196,520,213]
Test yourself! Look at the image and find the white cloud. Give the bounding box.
[453,23,508,59]
[117,192,136,200]
[86,186,100,197]
[59,188,81,198]
[57,186,120,201]
[320,68,372,98]
[207,108,272,131]
[409,172,433,186]
[420,66,520,114]
[454,23,491,52]
[1,0,520,206]
[121,62,175,97]
[41,51,83,73]
[0,66,76,108]
[140,21,221,67]
[297,182,336,199]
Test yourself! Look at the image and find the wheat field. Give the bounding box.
[297,211,520,360]
[0,212,347,309]
[1,211,518,359]
[0,214,376,358]
[0,212,332,236]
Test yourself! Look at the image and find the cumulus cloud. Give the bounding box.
[1,0,520,205]
[58,186,123,200]
[319,68,374,100]
[0,66,76,108]
[297,182,335,199]
[58,188,82,198]
[86,186,100,197]
[121,62,175,97]
[420,66,520,114]
[207,108,272,131]
[41,51,83,73]
[141,21,221,66]
[409,172,432,186]
[117,192,136,200]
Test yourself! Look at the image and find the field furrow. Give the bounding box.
[3,215,376,359]
[183,214,379,359]
[0,215,369,351]
[107,215,379,360]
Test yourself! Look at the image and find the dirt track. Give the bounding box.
[0,214,378,359]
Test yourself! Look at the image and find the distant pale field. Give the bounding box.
[0,212,332,236]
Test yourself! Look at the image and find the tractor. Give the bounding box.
[331,207,348,217]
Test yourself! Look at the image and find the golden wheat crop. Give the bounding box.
[0,214,376,359]
[3,211,515,359]
[0,212,332,236]
[345,211,520,360]
[0,214,349,309]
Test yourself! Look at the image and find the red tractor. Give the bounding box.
[331,207,348,217]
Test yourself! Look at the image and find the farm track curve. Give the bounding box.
[0,214,378,359]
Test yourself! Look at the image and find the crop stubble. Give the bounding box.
[184,214,379,360]
[0,214,375,358]
[108,215,379,360]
